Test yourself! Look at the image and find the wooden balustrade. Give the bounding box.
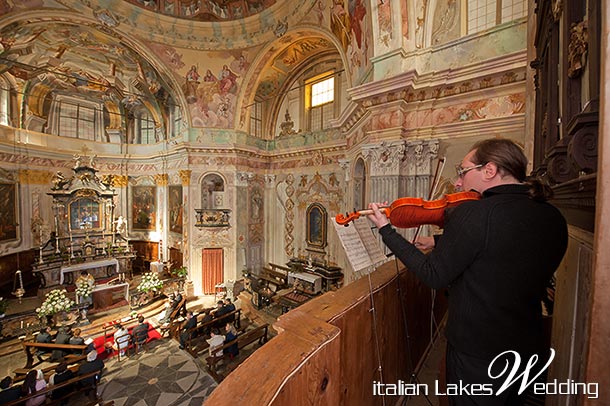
[205,260,447,405]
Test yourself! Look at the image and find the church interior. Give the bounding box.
[0,0,608,405]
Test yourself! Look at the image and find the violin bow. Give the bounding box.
[411,156,446,244]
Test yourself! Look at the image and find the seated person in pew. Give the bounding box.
[211,301,229,328]
[51,326,72,361]
[206,328,225,357]
[200,311,213,336]
[68,328,88,354]
[49,362,74,404]
[34,327,52,362]
[131,316,151,347]
[179,311,197,350]
[160,291,185,324]
[223,323,239,359]
[20,370,46,406]
[0,376,21,405]
[77,351,104,399]
[223,298,236,322]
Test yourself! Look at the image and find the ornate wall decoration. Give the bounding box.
[284,174,295,257]
[362,141,406,176]
[400,140,440,175]
[193,227,232,248]
[377,0,393,45]
[431,0,460,45]
[415,0,429,48]
[567,20,588,79]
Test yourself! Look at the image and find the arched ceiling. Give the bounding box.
[50,0,319,50]
[0,19,179,124]
[122,0,278,22]
[255,36,337,100]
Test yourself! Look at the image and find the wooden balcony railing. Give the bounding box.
[205,260,447,405]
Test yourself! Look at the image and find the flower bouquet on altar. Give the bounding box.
[75,279,94,303]
[137,272,163,294]
[36,289,75,321]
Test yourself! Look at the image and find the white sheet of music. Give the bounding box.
[332,219,373,272]
[352,217,387,266]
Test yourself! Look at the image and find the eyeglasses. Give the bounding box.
[455,164,483,178]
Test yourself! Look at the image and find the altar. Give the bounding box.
[60,258,119,284]
[90,282,130,310]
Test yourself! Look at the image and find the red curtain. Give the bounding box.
[202,248,223,294]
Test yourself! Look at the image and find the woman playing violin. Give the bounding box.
[367,138,568,406]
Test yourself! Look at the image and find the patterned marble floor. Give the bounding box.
[98,338,217,406]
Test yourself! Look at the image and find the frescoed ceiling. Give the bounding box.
[123,0,277,22]
[255,37,336,100]
[0,20,178,127]
[47,0,318,50]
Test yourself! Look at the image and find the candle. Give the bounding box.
[20,321,23,329]
[158,239,162,261]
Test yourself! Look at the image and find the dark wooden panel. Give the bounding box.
[0,250,38,298]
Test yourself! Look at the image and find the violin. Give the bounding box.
[335,191,481,228]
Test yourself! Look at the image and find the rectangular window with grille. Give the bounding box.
[139,111,156,144]
[250,101,262,137]
[308,75,335,131]
[467,0,526,34]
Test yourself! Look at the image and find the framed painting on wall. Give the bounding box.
[306,203,327,250]
[131,185,156,231]
[0,182,18,242]
[169,185,183,234]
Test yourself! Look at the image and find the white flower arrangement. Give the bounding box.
[75,279,94,299]
[137,272,163,293]
[36,289,75,318]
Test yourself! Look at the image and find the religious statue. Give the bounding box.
[114,215,127,235]
[51,171,68,190]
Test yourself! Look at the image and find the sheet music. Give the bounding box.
[332,219,373,272]
[352,217,387,266]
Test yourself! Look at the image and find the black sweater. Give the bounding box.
[379,184,568,360]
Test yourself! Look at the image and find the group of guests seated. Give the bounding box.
[0,349,104,406]
[206,324,239,359]
[177,297,239,359]
[34,326,92,362]
[106,316,150,357]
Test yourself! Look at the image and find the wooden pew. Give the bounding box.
[205,324,269,378]
[13,354,87,382]
[21,341,88,369]
[3,370,110,406]
[184,309,241,355]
